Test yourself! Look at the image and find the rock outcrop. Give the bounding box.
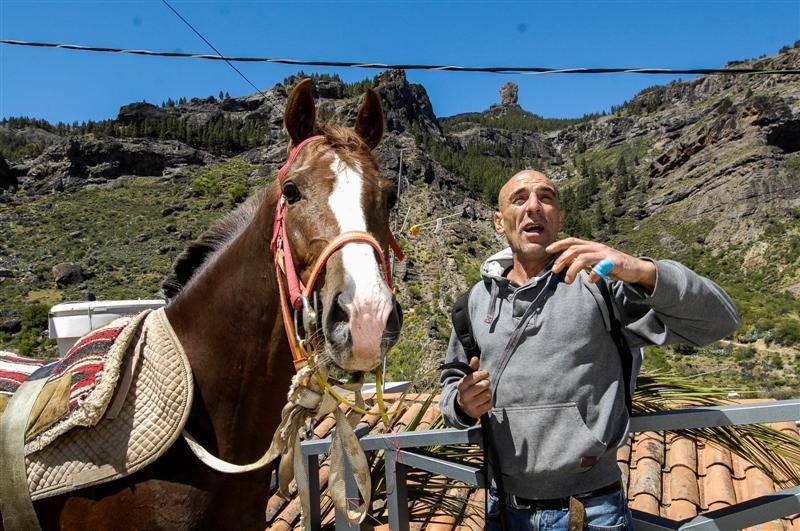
[19,137,215,193]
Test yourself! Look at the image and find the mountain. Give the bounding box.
[2,43,799,396]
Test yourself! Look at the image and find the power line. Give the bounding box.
[159,0,268,98]
[3,39,799,76]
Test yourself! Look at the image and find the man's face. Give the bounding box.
[493,171,565,262]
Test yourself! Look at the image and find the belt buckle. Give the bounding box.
[508,494,530,510]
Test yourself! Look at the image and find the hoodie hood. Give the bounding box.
[480,247,514,282]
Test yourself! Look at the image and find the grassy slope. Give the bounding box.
[0,159,266,355]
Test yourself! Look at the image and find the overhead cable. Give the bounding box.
[2,39,799,76]
[159,0,268,99]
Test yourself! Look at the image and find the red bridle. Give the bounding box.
[270,136,404,367]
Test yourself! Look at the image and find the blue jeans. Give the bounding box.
[486,485,634,530]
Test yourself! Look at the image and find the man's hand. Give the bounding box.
[456,356,492,419]
[547,238,657,292]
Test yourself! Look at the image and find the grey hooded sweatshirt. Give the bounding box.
[440,248,740,500]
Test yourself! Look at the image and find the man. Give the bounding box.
[439,170,739,530]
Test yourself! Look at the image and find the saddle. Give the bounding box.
[0,308,193,505]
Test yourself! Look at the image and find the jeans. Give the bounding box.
[486,485,634,530]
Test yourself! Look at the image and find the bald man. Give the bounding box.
[440,170,739,530]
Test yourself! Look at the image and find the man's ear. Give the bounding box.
[557,208,566,231]
[493,211,505,234]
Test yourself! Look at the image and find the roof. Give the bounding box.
[265,393,800,530]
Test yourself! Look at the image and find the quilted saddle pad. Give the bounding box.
[0,308,194,500]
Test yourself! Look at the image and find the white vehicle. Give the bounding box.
[48,299,166,355]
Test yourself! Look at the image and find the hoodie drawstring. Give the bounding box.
[484,280,500,324]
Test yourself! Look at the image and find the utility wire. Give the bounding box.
[159,0,268,98]
[3,39,800,76]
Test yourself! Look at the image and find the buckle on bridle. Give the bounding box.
[294,293,320,345]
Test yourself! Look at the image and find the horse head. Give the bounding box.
[277,79,402,375]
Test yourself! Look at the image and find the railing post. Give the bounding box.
[306,453,321,530]
[385,448,410,531]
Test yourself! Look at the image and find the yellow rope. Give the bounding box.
[314,371,371,416]
[298,334,390,422]
[375,366,390,427]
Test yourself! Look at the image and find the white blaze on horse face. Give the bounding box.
[328,156,392,368]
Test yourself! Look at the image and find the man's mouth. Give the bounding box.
[522,221,545,235]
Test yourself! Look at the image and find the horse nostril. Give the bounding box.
[333,293,350,323]
[326,292,351,346]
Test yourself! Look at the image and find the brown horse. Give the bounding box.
[15,79,402,530]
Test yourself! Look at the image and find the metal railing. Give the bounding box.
[300,399,800,530]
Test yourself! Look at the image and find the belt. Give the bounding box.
[508,480,623,511]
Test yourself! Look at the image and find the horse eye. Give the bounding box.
[387,190,398,210]
[283,182,302,204]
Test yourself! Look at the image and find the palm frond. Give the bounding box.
[634,370,800,486]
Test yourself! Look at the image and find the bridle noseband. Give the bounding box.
[270,135,404,368]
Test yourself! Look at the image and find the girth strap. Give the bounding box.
[0,377,48,531]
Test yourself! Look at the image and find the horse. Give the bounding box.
[4,78,402,530]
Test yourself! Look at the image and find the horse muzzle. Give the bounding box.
[323,291,402,373]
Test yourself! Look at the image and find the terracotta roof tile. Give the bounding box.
[703,463,737,510]
[775,421,799,437]
[732,450,752,480]
[630,453,663,500]
[670,464,701,506]
[743,466,776,500]
[666,499,699,521]
[632,432,666,466]
[629,491,660,515]
[702,443,734,472]
[667,435,697,473]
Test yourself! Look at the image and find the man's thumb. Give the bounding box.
[469,356,480,371]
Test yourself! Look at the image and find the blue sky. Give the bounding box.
[1,1,798,124]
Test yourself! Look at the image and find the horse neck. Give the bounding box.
[165,187,295,462]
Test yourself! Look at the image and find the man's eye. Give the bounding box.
[283,182,302,204]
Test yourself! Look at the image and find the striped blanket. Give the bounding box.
[0,317,134,447]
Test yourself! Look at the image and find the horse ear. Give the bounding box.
[355,88,384,150]
[284,78,317,145]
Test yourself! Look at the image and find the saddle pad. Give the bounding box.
[23,308,194,500]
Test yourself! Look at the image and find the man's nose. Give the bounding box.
[525,195,543,213]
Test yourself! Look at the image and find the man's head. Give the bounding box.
[494,169,565,266]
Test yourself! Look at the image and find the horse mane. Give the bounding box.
[161,124,372,301]
[161,188,266,300]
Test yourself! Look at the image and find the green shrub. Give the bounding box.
[733,346,756,361]
[21,304,49,331]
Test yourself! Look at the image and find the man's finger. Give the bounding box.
[546,237,585,254]
[469,356,480,371]
[459,377,490,399]
[565,254,599,284]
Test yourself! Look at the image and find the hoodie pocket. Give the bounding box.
[490,402,607,480]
